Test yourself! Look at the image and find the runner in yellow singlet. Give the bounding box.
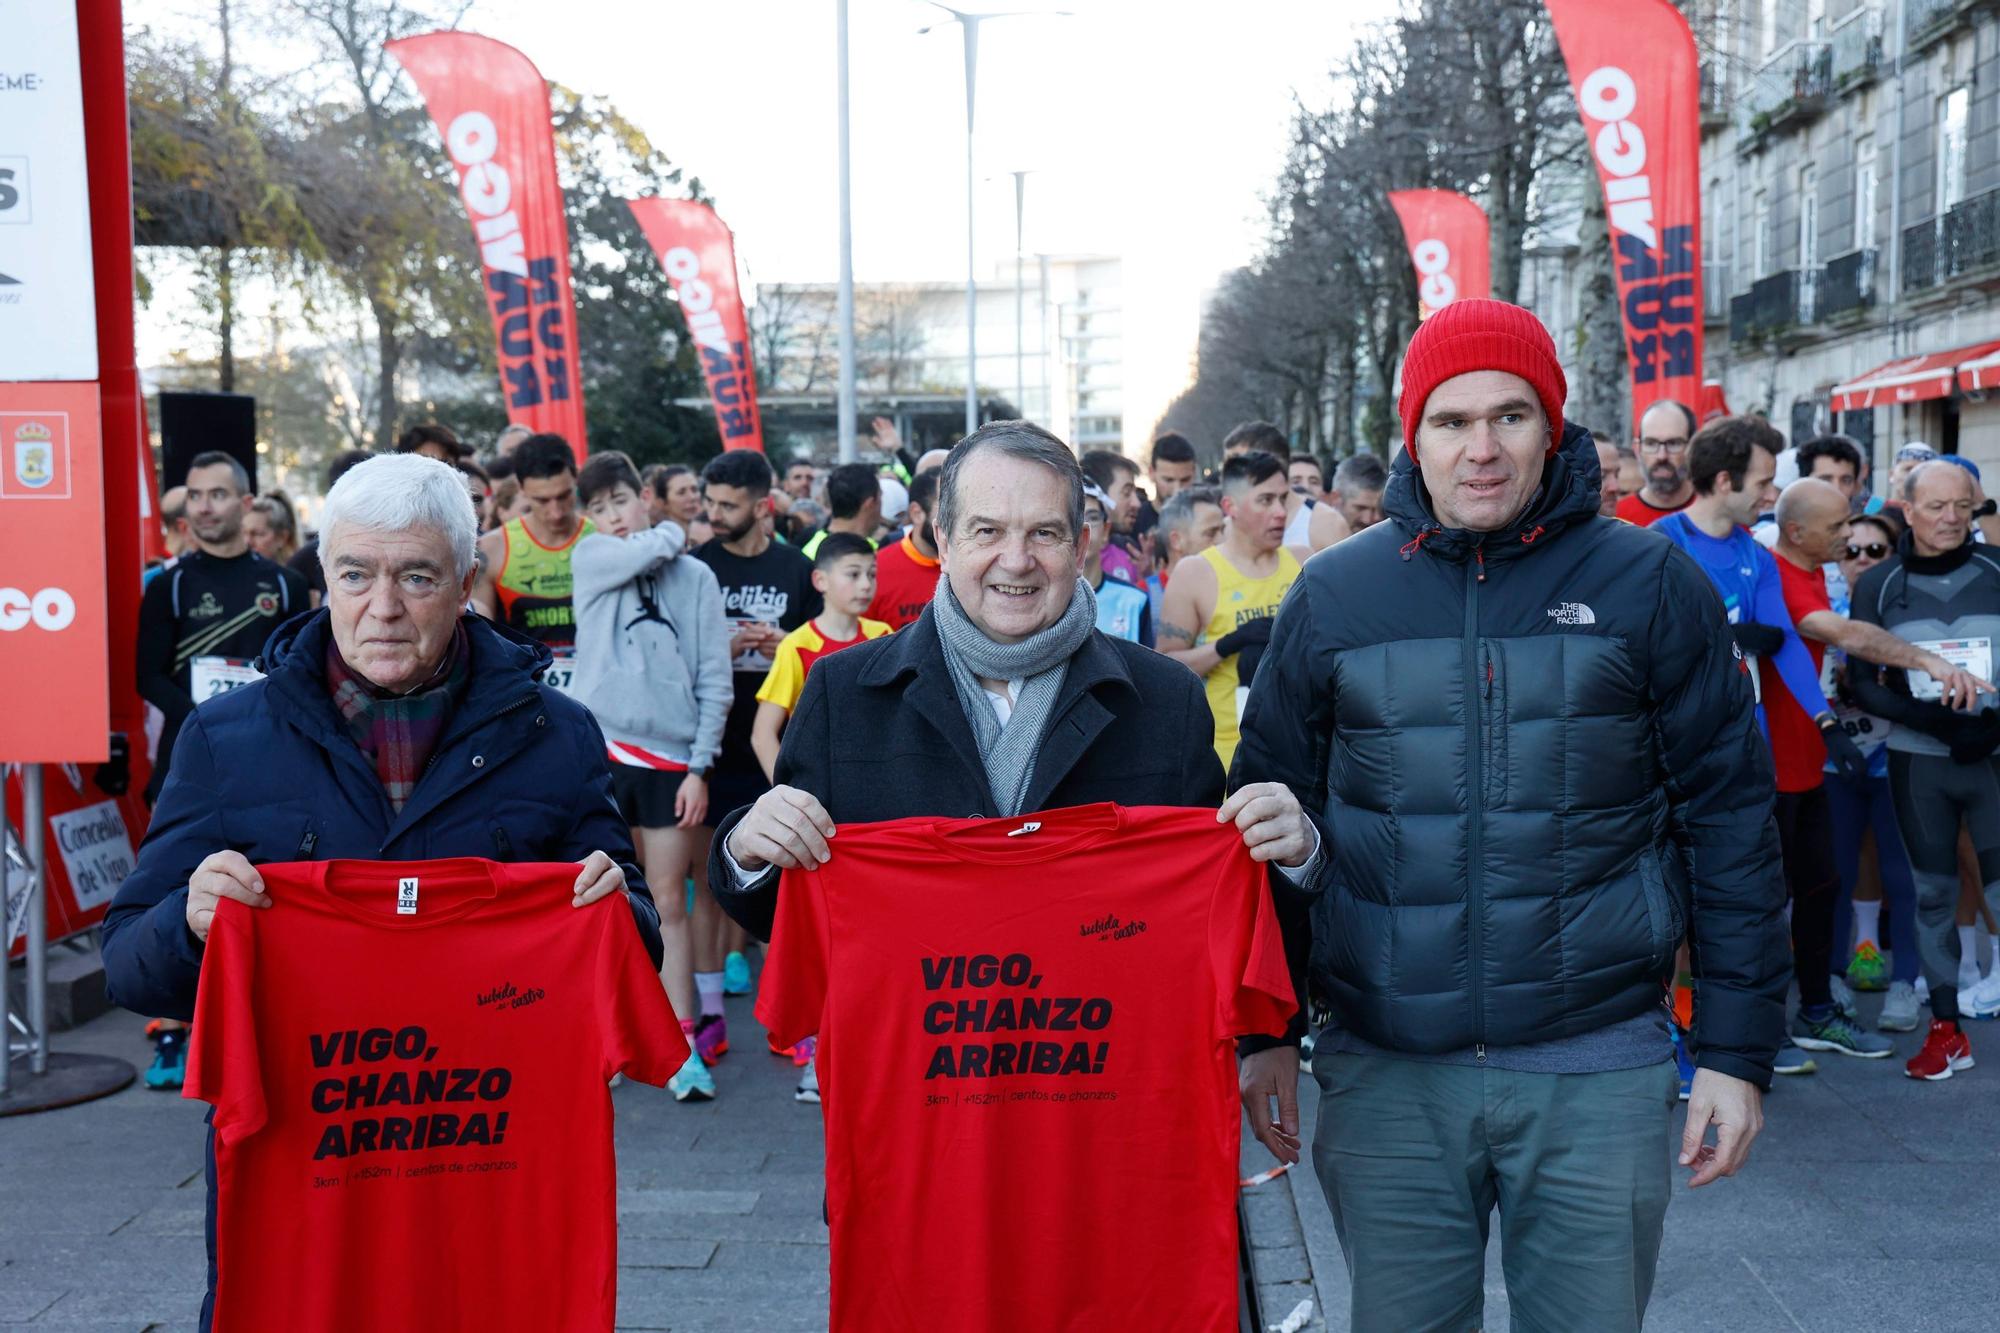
[471,434,593,650]
[1158,450,1303,770]
[493,516,594,647]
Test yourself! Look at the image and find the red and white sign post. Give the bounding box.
[0,0,148,1107]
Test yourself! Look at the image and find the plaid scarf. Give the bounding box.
[325,624,470,813]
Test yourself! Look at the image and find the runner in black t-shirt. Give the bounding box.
[137,452,309,805]
[687,449,820,1064]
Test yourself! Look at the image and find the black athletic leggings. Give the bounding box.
[1773,788,1838,1013]
[1886,749,2000,1020]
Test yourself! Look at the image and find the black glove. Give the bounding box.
[1216,617,1274,658]
[1948,709,2000,766]
[1238,638,1268,688]
[1819,719,1868,783]
[1730,621,1786,657]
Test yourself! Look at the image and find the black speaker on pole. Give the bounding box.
[158,392,258,492]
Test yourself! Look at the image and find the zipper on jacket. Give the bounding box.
[492,826,515,860]
[1475,1044,1486,1064]
[297,829,318,860]
[1464,549,1487,1047]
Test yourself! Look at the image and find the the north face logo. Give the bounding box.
[1547,602,1596,626]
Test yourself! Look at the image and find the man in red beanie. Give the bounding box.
[1232,299,1788,1333]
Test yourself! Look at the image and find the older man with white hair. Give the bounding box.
[104,452,662,1327]
[106,450,660,1009]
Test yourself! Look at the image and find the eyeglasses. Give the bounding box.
[1845,542,1890,559]
[1639,437,1690,455]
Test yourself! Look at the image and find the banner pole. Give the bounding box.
[962,18,980,437]
[23,765,45,1076]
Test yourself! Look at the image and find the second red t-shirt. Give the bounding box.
[758,803,1296,1333]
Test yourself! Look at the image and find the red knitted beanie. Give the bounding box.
[1397,299,1568,461]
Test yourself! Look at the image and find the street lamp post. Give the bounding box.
[835,0,858,463]
[1012,169,1028,419]
[922,7,1066,438]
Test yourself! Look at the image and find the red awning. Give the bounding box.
[1961,347,2000,395]
[1832,340,2000,413]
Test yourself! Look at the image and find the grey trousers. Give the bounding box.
[1311,1052,1677,1333]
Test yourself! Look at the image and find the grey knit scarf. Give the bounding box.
[931,574,1097,817]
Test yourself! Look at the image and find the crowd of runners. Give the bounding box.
[127,399,2000,1103]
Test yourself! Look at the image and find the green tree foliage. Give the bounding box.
[128,0,721,480]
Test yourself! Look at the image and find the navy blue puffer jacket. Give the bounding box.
[1233,423,1789,1087]
[102,610,661,1022]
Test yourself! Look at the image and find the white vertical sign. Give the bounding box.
[0,2,98,381]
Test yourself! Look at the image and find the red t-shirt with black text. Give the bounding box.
[1758,555,1832,791]
[758,804,1295,1333]
[186,859,686,1333]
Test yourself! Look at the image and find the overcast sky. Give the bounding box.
[143,0,1402,431]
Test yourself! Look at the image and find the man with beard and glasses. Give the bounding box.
[1616,399,1698,526]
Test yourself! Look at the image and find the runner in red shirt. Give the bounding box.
[865,466,942,630]
[187,859,685,1333]
[758,803,1295,1333]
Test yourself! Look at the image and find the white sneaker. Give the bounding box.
[1916,976,1931,1006]
[795,1056,820,1104]
[1961,969,2000,1020]
[1879,980,1922,1032]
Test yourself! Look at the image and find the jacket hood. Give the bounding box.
[258,608,555,703]
[1383,418,1605,566]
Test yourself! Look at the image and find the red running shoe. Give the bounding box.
[1905,1019,1974,1081]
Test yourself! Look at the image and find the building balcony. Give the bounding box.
[1732,268,1822,343]
[1902,187,2000,295]
[1699,62,1731,133]
[1740,41,1833,144]
[1830,6,1885,92]
[1730,291,1757,344]
[1821,248,1879,320]
[1907,0,1981,53]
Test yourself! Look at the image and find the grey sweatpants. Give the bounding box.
[1311,1052,1678,1333]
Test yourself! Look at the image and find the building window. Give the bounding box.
[1754,188,1772,276]
[1939,86,1970,216]
[1856,136,1878,250]
[1800,165,1819,271]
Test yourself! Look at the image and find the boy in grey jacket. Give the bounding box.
[575,450,733,1102]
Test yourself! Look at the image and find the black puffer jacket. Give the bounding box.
[1233,422,1789,1087]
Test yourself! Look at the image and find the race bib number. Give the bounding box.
[541,653,578,697]
[190,656,261,702]
[1910,638,1992,702]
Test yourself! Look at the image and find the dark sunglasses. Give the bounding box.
[1845,542,1890,560]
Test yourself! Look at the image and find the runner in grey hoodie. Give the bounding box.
[574,450,733,1101]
